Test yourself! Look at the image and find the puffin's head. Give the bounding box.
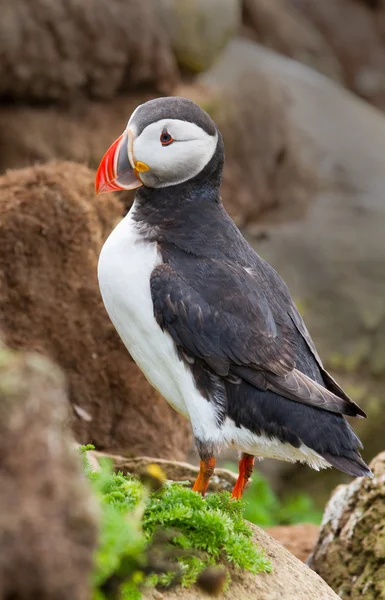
[95,97,221,194]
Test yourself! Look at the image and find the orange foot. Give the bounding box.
[231,453,255,499]
[192,457,216,496]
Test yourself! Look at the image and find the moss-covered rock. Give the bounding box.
[143,523,340,600]
[0,347,98,600]
[309,452,385,599]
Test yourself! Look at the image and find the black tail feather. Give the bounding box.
[322,452,373,478]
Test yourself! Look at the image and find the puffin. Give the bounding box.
[95,97,371,499]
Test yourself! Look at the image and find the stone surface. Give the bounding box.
[0,346,98,600]
[0,161,191,459]
[0,0,178,101]
[206,38,385,500]
[143,523,340,600]
[155,0,241,73]
[309,452,385,599]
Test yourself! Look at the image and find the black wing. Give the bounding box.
[150,258,365,418]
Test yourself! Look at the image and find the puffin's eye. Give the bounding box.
[160,131,173,146]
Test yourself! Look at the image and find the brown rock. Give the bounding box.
[0,346,98,600]
[0,161,191,458]
[0,94,153,174]
[266,523,319,562]
[143,523,340,600]
[309,452,385,599]
[0,0,178,102]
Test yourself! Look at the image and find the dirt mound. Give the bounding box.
[309,452,385,599]
[0,0,178,102]
[0,161,191,458]
[0,347,98,600]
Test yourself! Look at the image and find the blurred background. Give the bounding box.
[1,0,384,520]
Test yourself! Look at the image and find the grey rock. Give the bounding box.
[308,452,385,599]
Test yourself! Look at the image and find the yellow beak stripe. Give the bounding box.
[135,161,150,173]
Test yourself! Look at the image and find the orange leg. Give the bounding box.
[231,453,255,499]
[192,457,216,495]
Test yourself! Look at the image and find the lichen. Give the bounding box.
[310,452,385,600]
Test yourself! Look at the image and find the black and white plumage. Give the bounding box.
[96,97,371,496]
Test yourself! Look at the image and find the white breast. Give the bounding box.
[97,203,220,441]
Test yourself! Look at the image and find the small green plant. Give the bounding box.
[79,447,271,600]
[224,463,322,527]
[144,484,270,586]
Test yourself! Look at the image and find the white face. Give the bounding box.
[128,117,218,188]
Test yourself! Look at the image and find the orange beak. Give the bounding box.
[95,129,149,194]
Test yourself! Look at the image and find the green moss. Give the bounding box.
[80,447,271,600]
[143,484,270,581]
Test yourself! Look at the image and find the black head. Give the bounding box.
[96,96,224,194]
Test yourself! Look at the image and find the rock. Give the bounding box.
[287,0,385,110]
[0,94,151,172]
[243,0,343,83]
[0,0,178,102]
[0,346,98,600]
[266,523,319,562]
[143,523,340,600]
[308,452,385,599]
[155,0,241,73]
[88,451,238,493]
[0,161,191,459]
[203,38,385,501]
